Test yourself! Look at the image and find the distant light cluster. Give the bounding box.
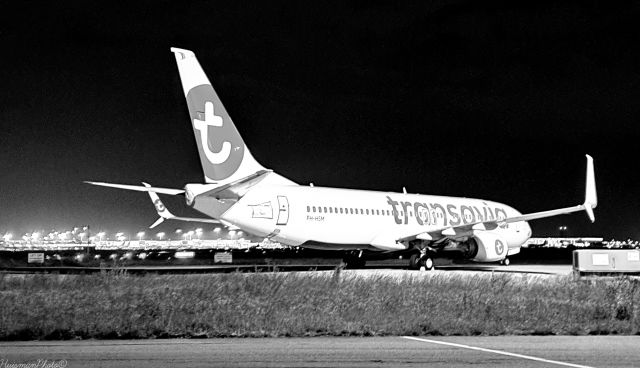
[0,226,257,245]
[0,238,286,252]
[525,237,639,249]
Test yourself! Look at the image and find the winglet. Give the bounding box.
[142,182,176,228]
[583,154,597,222]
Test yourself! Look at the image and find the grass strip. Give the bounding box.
[1,271,639,339]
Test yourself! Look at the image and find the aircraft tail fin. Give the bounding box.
[171,48,267,184]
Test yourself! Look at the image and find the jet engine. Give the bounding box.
[466,232,508,262]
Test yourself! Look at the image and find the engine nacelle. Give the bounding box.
[468,232,508,262]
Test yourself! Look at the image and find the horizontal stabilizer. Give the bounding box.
[142,182,220,228]
[150,217,165,229]
[84,181,185,195]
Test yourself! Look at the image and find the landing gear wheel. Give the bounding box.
[500,257,510,266]
[419,257,434,271]
[409,254,421,270]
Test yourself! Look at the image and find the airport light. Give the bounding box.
[213,228,221,233]
[175,251,195,259]
[175,229,183,234]
[558,226,568,237]
[157,232,165,241]
[137,231,145,241]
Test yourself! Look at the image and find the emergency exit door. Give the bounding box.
[276,196,289,225]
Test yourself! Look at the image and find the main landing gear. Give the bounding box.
[342,252,366,269]
[409,252,434,271]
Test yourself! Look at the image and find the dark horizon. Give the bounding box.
[1,1,639,239]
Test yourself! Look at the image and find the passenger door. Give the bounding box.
[276,196,289,225]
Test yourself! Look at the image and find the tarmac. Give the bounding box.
[0,263,574,275]
[2,336,640,368]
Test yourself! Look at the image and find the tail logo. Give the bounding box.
[153,199,166,212]
[194,101,232,164]
[187,85,245,181]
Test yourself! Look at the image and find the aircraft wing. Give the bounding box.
[397,154,597,244]
[142,183,220,228]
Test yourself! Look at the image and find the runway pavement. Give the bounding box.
[438,264,573,275]
[2,336,639,368]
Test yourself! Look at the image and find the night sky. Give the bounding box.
[1,1,640,239]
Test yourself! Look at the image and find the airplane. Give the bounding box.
[86,47,598,270]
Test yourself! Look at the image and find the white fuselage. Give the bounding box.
[202,185,532,252]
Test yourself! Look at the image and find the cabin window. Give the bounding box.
[366,209,369,215]
[340,208,343,214]
[312,206,316,212]
[324,207,328,213]
[376,209,379,215]
[306,206,310,212]
[329,207,333,213]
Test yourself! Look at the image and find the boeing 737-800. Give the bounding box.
[86,47,597,270]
